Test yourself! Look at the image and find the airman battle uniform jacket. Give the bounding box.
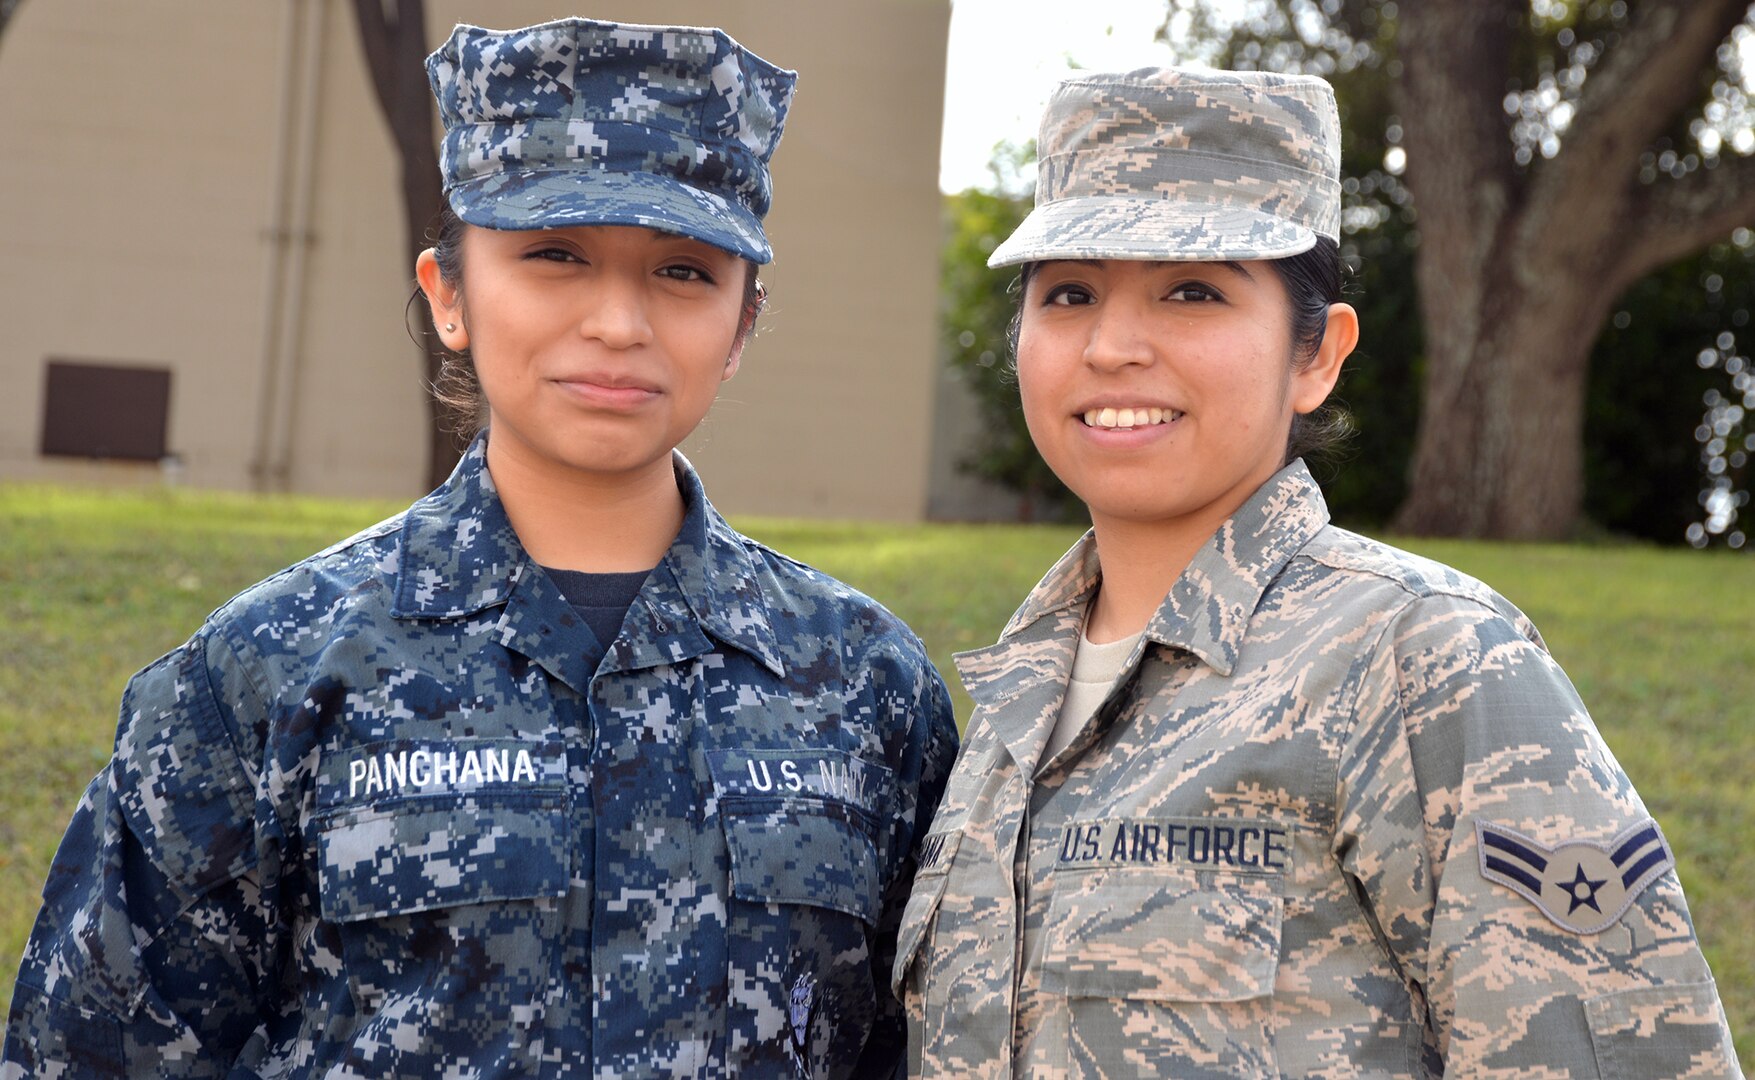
[5,439,958,1078]
[895,462,1740,1079]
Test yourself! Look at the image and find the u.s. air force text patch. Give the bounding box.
[1476,818,1673,934]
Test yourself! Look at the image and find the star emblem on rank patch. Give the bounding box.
[1560,864,1606,915]
[1475,817,1674,934]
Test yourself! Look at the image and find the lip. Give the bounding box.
[550,374,661,411]
[1070,399,1185,448]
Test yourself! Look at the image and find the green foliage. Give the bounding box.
[1153,0,1755,544]
[1587,240,1755,545]
[1,486,1751,1062]
[940,144,1082,522]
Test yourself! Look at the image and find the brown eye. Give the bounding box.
[1167,283,1222,302]
[658,265,713,284]
[1045,283,1095,306]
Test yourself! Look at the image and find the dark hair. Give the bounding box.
[1274,237,1352,463]
[416,206,766,436]
[1005,235,1352,464]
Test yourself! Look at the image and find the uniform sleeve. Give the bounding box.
[3,631,279,1078]
[1334,594,1742,1078]
[855,650,959,1079]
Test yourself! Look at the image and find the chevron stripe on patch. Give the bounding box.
[1476,818,1673,935]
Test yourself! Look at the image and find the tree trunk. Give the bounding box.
[1395,277,1605,539]
[1389,0,1755,539]
[350,0,461,491]
[0,0,23,40]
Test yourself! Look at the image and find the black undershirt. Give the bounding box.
[542,567,651,669]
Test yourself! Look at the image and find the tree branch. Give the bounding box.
[1531,0,1751,235]
[1559,0,1749,184]
[1616,151,1755,290]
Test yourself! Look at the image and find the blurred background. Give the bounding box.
[4,0,1754,546]
[2,0,1752,1059]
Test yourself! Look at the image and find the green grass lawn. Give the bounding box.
[2,483,1750,1061]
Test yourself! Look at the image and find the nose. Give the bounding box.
[1082,300,1155,372]
[577,270,654,349]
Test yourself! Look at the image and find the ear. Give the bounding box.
[722,281,766,383]
[415,248,468,351]
[1290,301,1359,414]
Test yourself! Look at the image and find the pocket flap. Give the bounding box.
[318,795,569,923]
[890,858,952,999]
[723,798,881,923]
[1585,981,1740,1079]
[1042,876,1282,1001]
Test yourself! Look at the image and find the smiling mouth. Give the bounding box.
[1081,407,1183,430]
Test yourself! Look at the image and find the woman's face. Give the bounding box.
[423,223,748,486]
[1017,257,1346,534]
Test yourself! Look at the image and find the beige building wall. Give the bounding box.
[0,0,950,520]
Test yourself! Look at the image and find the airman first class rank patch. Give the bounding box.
[1476,818,1674,934]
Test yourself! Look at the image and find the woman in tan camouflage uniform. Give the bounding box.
[894,67,1741,1079]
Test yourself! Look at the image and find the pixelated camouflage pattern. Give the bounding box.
[895,461,1741,1078]
[4,435,957,1078]
[427,19,797,263]
[989,68,1341,268]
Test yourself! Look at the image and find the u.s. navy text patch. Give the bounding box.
[1476,818,1673,934]
[705,748,891,818]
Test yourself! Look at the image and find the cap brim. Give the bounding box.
[988,195,1321,268]
[448,168,773,264]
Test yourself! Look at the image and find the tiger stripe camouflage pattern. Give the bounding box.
[989,68,1340,268]
[895,461,1741,1078]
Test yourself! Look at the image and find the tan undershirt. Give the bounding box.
[1043,627,1142,763]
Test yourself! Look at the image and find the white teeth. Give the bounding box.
[1082,406,1179,429]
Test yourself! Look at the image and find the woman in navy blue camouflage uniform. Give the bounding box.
[4,18,956,1079]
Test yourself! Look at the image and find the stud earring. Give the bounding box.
[444,322,457,332]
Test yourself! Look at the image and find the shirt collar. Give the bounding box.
[1147,460,1329,676]
[958,460,1330,704]
[391,436,784,684]
[622,449,785,678]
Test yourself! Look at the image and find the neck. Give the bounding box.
[485,437,684,573]
[1083,490,1257,644]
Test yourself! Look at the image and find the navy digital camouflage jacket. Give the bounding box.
[3,439,958,1078]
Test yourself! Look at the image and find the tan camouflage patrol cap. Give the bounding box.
[988,67,1341,268]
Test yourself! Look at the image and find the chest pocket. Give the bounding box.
[1043,871,1285,1078]
[709,749,890,923]
[312,738,570,1013]
[708,749,893,1076]
[721,796,882,919]
[889,829,957,1000]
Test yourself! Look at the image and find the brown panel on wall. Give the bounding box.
[40,360,173,462]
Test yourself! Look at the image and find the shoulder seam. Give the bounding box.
[1295,547,1506,613]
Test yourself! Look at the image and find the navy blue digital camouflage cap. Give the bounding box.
[989,68,1340,267]
[426,19,797,263]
